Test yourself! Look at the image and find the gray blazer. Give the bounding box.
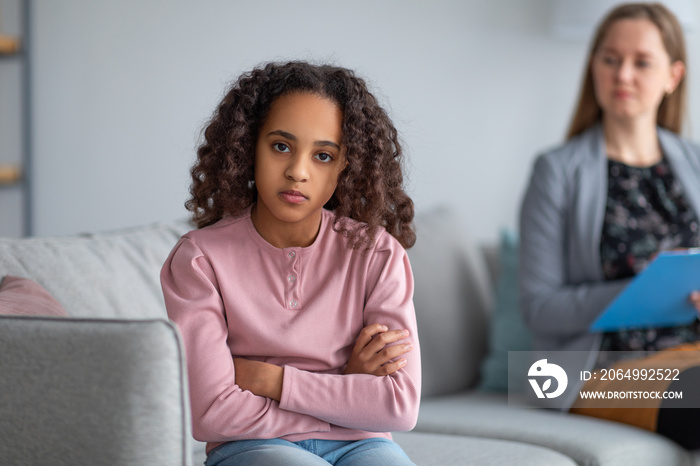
[519,124,700,358]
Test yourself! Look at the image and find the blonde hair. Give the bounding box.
[567,2,687,138]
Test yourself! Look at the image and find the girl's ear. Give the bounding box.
[336,151,349,174]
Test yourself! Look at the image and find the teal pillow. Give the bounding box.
[478,230,532,392]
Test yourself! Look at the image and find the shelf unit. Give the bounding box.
[0,34,21,189]
[0,32,18,53]
[0,0,28,237]
[0,163,21,184]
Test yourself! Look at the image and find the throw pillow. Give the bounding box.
[478,230,532,392]
[0,276,68,317]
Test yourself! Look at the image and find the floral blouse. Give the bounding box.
[599,158,700,353]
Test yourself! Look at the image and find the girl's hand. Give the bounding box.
[343,323,413,376]
[690,291,700,314]
[233,358,283,401]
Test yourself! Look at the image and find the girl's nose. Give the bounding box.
[285,154,310,182]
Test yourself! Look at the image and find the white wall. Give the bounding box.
[26,0,700,241]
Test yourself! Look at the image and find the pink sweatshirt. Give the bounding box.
[160,206,421,451]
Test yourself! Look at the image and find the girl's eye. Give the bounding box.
[314,152,333,163]
[636,60,651,68]
[273,143,290,153]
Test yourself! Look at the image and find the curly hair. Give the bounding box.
[187,61,415,249]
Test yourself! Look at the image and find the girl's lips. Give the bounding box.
[279,190,308,204]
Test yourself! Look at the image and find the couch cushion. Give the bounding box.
[0,220,191,319]
[415,391,693,466]
[392,431,577,466]
[0,276,67,317]
[409,206,493,397]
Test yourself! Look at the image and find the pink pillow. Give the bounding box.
[0,276,68,317]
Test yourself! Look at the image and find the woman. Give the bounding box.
[519,3,700,448]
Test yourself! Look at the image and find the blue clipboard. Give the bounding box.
[590,249,700,332]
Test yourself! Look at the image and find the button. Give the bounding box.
[288,251,296,258]
[288,275,296,283]
[290,300,298,307]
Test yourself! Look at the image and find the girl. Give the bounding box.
[520,3,700,448]
[161,61,421,465]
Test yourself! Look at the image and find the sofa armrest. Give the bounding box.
[0,316,193,465]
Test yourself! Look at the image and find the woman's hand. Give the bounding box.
[233,358,283,401]
[690,291,700,314]
[343,323,413,376]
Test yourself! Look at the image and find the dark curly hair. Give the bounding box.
[187,61,415,249]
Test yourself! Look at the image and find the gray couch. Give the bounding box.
[0,207,696,466]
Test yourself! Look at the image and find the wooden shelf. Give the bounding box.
[0,34,20,54]
[0,165,22,185]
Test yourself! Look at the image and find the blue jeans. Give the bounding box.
[205,437,416,466]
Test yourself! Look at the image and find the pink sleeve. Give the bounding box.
[160,237,331,442]
[278,235,421,432]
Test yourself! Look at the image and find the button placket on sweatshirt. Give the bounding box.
[285,249,301,309]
